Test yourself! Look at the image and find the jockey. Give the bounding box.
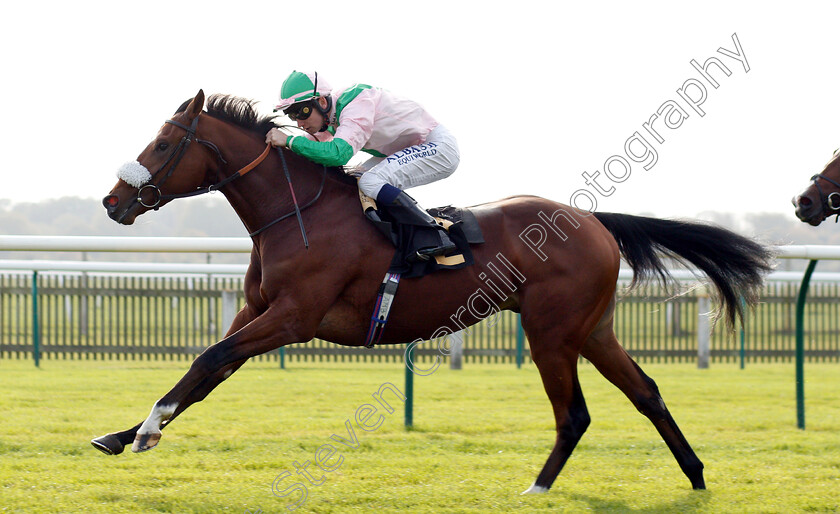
[265,71,459,258]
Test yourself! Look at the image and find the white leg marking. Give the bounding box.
[521,483,550,494]
[137,402,178,435]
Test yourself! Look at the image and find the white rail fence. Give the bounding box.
[0,236,835,348]
[0,236,836,369]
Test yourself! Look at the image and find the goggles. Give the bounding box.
[285,100,317,121]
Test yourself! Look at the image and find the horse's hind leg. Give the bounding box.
[523,342,591,494]
[581,317,706,490]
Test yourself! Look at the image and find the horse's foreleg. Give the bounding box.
[523,344,590,494]
[129,304,299,453]
[92,305,259,455]
[581,323,706,490]
[91,359,249,455]
[132,358,255,452]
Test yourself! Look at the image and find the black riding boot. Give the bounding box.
[387,192,457,259]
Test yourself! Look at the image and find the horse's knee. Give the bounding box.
[190,345,218,371]
[191,337,238,373]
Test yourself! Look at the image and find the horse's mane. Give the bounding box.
[175,94,279,136]
[175,94,356,187]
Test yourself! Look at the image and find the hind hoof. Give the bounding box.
[131,432,161,453]
[521,483,550,494]
[91,434,124,455]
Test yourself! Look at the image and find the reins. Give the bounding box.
[248,162,325,238]
[257,147,313,246]
[135,115,326,242]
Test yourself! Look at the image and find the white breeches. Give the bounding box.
[357,124,460,199]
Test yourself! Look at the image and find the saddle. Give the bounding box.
[359,189,484,347]
[358,189,484,279]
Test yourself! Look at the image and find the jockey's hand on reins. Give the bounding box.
[266,127,291,148]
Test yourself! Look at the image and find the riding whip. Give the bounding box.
[275,147,310,249]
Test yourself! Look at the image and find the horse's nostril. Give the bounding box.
[798,195,812,207]
[103,195,119,210]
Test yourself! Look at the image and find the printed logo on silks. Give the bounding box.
[387,142,439,166]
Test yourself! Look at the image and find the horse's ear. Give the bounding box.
[185,89,205,120]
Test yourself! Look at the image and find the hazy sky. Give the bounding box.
[1,1,836,223]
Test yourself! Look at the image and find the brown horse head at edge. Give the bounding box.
[793,148,840,226]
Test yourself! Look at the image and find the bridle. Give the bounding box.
[135,115,262,209]
[809,173,840,221]
[130,114,325,241]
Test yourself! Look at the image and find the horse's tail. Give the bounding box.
[593,212,774,327]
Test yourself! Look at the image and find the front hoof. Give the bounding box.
[131,432,161,453]
[91,434,124,455]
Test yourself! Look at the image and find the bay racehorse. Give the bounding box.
[793,149,840,225]
[94,90,772,494]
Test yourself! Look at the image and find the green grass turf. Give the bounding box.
[0,358,838,513]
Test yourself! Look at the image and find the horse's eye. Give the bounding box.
[156,142,169,152]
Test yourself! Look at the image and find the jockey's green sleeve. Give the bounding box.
[286,135,354,167]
